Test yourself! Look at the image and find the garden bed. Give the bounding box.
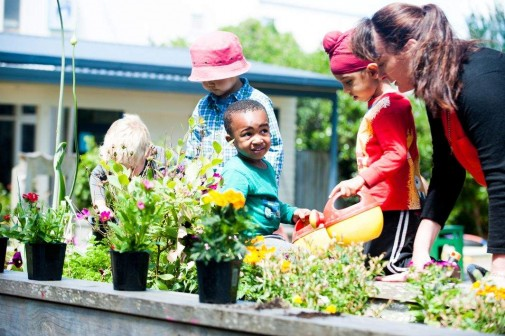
[0,271,485,336]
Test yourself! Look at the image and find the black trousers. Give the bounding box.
[364,210,421,275]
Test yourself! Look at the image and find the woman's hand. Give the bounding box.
[329,175,365,199]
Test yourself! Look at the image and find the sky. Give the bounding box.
[73,0,500,53]
[253,0,500,52]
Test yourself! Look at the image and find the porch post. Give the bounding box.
[328,93,339,196]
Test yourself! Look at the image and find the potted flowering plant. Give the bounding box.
[1,0,81,281]
[5,192,72,280]
[190,189,255,303]
[85,161,168,291]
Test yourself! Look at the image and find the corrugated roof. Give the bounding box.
[0,33,341,98]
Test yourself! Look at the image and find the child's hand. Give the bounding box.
[293,208,311,224]
[293,209,324,227]
[329,175,365,199]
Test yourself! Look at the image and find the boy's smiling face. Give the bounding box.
[226,108,271,162]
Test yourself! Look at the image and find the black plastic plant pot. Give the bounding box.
[196,259,242,304]
[0,237,8,273]
[25,242,67,280]
[110,250,149,291]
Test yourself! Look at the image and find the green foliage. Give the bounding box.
[0,183,10,214]
[150,258,198,293]
[408,264,505,333]
[63,239,112,282]
[73,136,99,209]
[190,189,255,263]
[96,162,167,252]
[408,97,433,178]
[239,242,383,315]
[467,1,505,52]
[6,193,71,244]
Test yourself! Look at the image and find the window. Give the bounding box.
[0,103,36,188]
[4,0,20,32]
[77,108,123,153]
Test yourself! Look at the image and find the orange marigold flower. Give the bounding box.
[223,189,245,209]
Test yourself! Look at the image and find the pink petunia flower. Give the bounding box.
[143,180,154,190]
[137,201,145,210]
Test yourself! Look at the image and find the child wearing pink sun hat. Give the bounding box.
[188,31,251,81]
[323,29,426,276]
[185,31,284,185]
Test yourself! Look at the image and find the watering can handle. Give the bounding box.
[323,191,379,225]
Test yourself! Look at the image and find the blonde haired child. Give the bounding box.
[90,114,165,215]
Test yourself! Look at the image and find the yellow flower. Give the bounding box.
[472,280,505,300]
[280,260,291,273]
[325,305,337,314]
[292,295,303,305]
[249,235,265,245]
[243,243,276,265]
[244,252,261,264]
[223,189,245,209]
[210,190,228,207]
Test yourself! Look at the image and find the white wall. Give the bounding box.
[0,81,296,205]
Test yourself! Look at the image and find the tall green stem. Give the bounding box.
[52,0,67,209]
[68,35,79,198]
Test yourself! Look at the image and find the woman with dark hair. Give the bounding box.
[351,3,505,283]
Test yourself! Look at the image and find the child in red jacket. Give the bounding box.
[323,29,425,275]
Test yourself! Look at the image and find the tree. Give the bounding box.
[467,1,505,52]
[221,20,365,180]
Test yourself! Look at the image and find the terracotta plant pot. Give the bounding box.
[25,242,66,280]
[196,259,242,304]
[110,250,149,291]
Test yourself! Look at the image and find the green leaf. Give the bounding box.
[118,174,129,186]
[212,141,222,154]
[112,162,123,173]
[158,274,175,281]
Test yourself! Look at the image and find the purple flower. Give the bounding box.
[75,208,90,220]
[100,211,111,223]
[137,201,145,210]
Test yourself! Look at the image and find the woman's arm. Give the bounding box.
[411,218,442,269]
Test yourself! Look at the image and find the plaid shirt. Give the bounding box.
[185,78,284,184]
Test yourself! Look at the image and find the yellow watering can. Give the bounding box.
[292,191,384,253]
